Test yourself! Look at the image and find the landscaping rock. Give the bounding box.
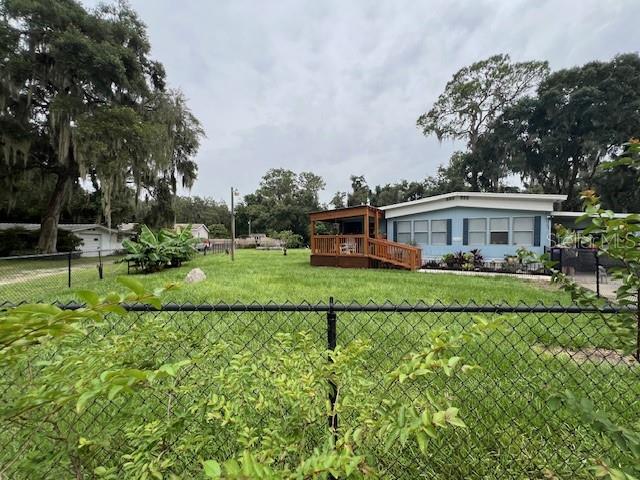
[185,268,207,284]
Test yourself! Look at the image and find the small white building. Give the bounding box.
[175,223,209,240]
[0,223,132,256]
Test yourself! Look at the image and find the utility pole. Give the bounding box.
[231,187,236,261]
[248,219,252,237]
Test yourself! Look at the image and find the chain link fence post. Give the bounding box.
[98,249,104,280]
[327,295,338,475]
[67,251,72,288]
[595,250,600,298]
[636,290,640,361]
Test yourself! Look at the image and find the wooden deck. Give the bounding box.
[309,205,421,271]
[310,234,421,270]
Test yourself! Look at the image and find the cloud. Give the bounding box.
[82,0,640,202]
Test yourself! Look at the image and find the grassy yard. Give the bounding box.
[1,248,569,304]
[1,249,638,479]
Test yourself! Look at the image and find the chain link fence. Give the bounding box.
[1,300,638,479]
[0,246,234,303]
[547,247,625,299]
[0,250,129,303]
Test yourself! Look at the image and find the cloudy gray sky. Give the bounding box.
[85,0,640,203]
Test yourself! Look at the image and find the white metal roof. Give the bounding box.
[552,211,636,219]
[0,223,124,235]
[379,192,567,219]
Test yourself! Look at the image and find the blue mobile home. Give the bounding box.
[381,192,567,260]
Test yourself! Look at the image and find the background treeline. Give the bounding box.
[2,0,638,255]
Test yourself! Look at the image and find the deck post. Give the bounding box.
[364,209,369,256]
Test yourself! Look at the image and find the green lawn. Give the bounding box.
[1,248,570,304]
[2,249,638,479]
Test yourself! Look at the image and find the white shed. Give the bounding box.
[175,223,209,240]
[59,224,130,256]
[0,223,131,257]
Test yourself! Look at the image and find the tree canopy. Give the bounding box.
[421,52,640,209]
[417,54,549,190]
[475,53,640,208]
[0,0,203,251]
[235,169,325,240]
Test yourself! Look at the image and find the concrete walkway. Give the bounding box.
[571,272,621,300]
[417,268,551,282]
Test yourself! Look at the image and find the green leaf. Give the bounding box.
[432,410,447,427]
[94,466,108,476]
[99,304,127,316]
[76,290,100,307]
[416,430,428,454]
[76,390,97,414]
[146,296,162,310]
[12,304,61,316]
[107,385,124,400]
[116,277,146,296]
[203,460,221,478]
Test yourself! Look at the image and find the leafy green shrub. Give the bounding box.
[442,251,483,270]
[207,223,229,239]
[121,224,197,273]
[548,390,640,480]
[539,141,640,479]
[270,230,304,249]
[515,247,536,264]
[0,281,497,479]
[461,252,475,271]
[0,227,83,256]
[442,253,457,268]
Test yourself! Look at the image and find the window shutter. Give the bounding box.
[393,221,398,242]
[446,219,452,245]
[534,216,541,246]
[462,218,469,246]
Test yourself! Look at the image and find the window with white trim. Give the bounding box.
[431,219,447,245]
[489,218,509,245]
[513,216,534,245]
[396,221,411,244]
[413,220,428,244]
[468,218,486,245]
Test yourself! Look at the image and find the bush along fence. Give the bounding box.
[1,298,639,479]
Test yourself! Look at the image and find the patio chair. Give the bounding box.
[340,240,357,255]
[598,265,608,284]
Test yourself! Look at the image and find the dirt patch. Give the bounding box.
[535,344,638,367]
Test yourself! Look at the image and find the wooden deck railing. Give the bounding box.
[311,235,421,270]
[311,235,366,256]
[368,237,422,270]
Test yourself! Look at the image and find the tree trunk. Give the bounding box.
[38,172,73,253]
[468,133,480,191]
[469,166,480,191]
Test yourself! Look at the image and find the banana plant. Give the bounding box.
[120,224,197,273]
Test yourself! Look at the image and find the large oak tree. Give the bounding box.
[481,53,640,208]
[0,0,202,251]
[417,54,548,190]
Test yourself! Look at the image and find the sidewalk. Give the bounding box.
[571,272,621,300]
